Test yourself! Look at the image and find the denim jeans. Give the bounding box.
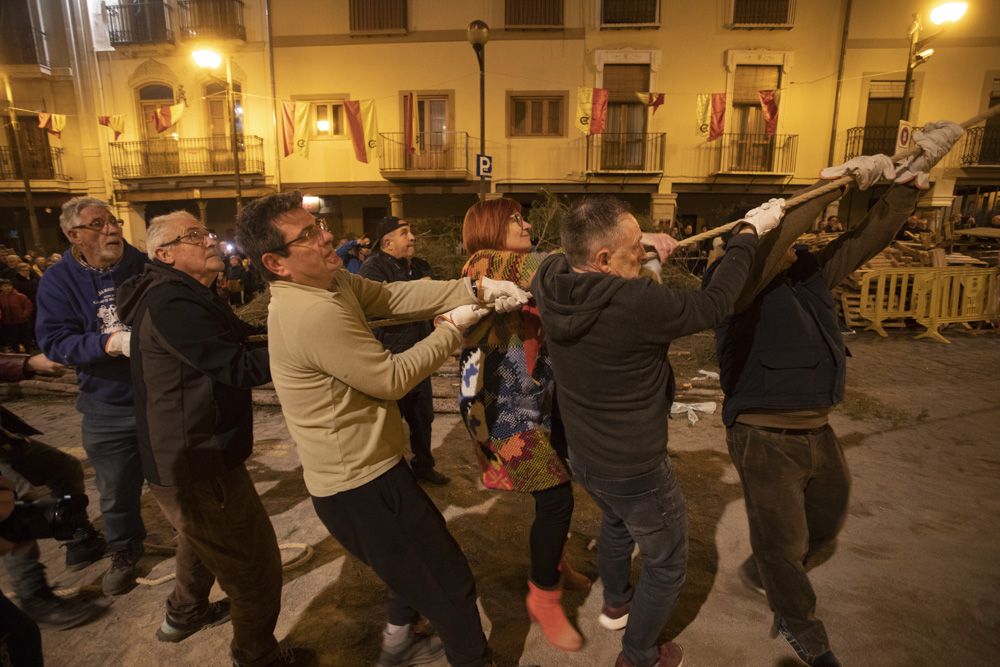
[727,423,850,659]
[77,394,146,551]
[569,455,688,667]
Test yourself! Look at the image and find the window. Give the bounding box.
[508,93,566,137]
[506,0,563,28]
[349,0,406,34]
[601,0,659,27]
[728,65,781,170]
[601,64,650,170]
[311,102,344,139]
[730,0,794,28]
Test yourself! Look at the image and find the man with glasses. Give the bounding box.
[116,210,312,666]
[359,216,448,485]
[35,196,149,596]
[237,192,530,667]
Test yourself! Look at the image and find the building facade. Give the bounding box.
[0,0,997,252]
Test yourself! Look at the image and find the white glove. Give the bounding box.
[820,154,896,191]
[477,277,530,314]
[435,305,491,335]
[104,331,131,358]
[738,198,785,237]
[894,120,964,190]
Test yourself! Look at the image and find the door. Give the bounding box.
[5,115,53,178]
[408,96,451,170]
[730,65,780,171]
[602,64,649,170]
[864,95,904,156]
[139,84,180,176]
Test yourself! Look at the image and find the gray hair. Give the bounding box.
[560,196,631,268]
[59,196,112,236]
[146,210,199,260]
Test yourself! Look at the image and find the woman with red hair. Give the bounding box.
[459,197,588,652]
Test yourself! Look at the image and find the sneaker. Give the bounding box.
[413,468,450,486]
[377,625,445,667]
[64,526,108,572]
[102,545,143,596]
[20,589,104,630]
[156,600,231,643]
[598,600,631,631]
[777,619,837,666]
[614,641,684,667]
[738,556,766,598]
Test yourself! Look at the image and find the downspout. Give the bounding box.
[265,0,281,191]
[827,0,853,166]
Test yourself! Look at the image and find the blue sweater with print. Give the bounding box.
[35,244,148,406]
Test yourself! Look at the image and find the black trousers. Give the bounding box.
[311,461,489,667]
[727,423,850,659]
[397,378,435,472]
[0,590,42,667]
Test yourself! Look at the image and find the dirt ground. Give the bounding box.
[2,330,998,667]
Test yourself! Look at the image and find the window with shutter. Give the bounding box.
[349,0,407,34]
[730,0,794,28]
[601,0,659,27]
[505,0,563,28]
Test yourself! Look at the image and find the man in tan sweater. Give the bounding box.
[236,192,529,667]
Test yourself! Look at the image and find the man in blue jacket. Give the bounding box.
[35,196,149,596]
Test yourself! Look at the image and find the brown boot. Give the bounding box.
[559,551,593,592]
[525,580,583,652]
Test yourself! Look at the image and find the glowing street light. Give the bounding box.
[901,2,968,120]
[193,47,243,211]
[192,48,222,70]
[930,2,968,25]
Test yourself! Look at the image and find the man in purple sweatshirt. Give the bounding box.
[35,196,149,596]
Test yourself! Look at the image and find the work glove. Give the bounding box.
[640,232,679,262]
[820,154,896,191]
[474,277,530,314]
[894,120,964,190]
[104,331,131,358]
[737,198,785,238]
[435,305,491,335]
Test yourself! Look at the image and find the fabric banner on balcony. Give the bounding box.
[696,94,711,136]
[575,87,609,135]
[709,93,726,141]
[403,93,421,155]
[38,113,67,137]
[294,102,310,157]
[758,90,779,137]
[280,101,296,157]
[98,115,125,141]
[151,102,186,133]
[345,99,380,164]
[635,92,665,114]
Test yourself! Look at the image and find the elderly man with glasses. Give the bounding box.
[35,196,149,596]
[115,210,312,666]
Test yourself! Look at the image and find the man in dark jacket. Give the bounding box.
[35,196,149,596]
[532,195,778,667]
[117,211,313,667]
[705,121,962,667]
[359,216,447,485]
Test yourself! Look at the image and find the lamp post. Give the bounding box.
[193,48,243,212]
[900,2,968,121]
[467,20,489,200]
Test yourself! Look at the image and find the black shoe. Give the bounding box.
[102,545,143,596]
[377,625,445,667]
[813,651,842,667]
[738,556,766,598]
[413,468,450,485]
[64,526,108,572]
[20,589,104,630]
[258,647,317,666]
[777,619,836,666]
[156,600,231,642]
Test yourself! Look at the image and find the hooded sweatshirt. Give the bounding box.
[531,233,756,477]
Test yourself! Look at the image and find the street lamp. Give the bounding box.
[900,2,967,120]
[193,48,242,212]
[467,20,489,200]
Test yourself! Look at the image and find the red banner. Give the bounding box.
[709,93,726,141]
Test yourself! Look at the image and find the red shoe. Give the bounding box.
[525,580,583,652]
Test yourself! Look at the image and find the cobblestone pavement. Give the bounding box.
[1,334,999,666]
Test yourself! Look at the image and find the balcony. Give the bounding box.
[715,133,797,174]
[0,29,50,68]
[0,146,66,180]
[956,126,1000,167]
[586,133,665,173]
[379,132,471,181]
[177,0,245,42]
[845,126,902,160]
[106,2,174,47]
[108,136,263,179]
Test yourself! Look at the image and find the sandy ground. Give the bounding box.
[1,330,999,667]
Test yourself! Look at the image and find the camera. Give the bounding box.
[0,494,90,542]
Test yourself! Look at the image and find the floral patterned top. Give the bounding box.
[459,250,571,492]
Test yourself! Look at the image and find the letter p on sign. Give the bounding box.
[477,154,492,179]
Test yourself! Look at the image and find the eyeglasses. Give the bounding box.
[265,220,329,254]
[162,228,218,247]
[509,212,527,230]
[71,217,123,233]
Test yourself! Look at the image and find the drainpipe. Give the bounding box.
[827,0,853,166]
[265,0,281,192]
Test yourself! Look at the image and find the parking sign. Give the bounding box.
[477,154,492,179]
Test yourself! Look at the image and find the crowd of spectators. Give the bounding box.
[0,248,60,353]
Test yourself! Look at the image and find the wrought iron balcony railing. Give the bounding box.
[0,29,50,68]
[716,132,797,173]
[177,0,246,41]
[844,126,902,160]
[586,132,666,173]
[106,2,174,46]
[0,146,66,180]
[379,132,471,179]
[108,135,263,179]
[957,126,1000,167]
